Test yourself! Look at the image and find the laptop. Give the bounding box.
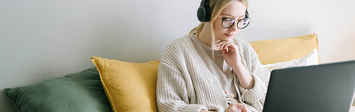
[263,60,355,112]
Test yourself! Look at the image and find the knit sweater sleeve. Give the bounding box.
[238,56,269,111]
[156,39,208,112]
[234,38,271,112]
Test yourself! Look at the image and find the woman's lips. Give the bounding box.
[225,33,234,38]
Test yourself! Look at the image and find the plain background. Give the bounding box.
[1,0,355,111]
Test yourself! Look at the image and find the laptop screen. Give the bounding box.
[263,60,355,112]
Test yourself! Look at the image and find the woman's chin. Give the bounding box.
[216,35,234,42]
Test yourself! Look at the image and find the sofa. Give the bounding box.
[4,33,355,112]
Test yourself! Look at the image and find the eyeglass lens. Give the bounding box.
[222,17,250,29]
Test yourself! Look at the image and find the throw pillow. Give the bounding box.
[250,33,319,65]
[263,49,319,72]
[4,67,112,112]
[90,56,160,112]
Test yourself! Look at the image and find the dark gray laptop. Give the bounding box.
[263,60,355,112]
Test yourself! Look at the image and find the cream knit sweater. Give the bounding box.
[156,35,270,112]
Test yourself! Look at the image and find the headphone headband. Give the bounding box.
[197,0,250,22]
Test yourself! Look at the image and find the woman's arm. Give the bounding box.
[220,39,269,112]
[231,62,254,89]
[236,56,269,111]
[218,41,254,89]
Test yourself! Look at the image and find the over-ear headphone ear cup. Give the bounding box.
[197,1,211,22]
[197,6,207,22]
[204,5,211,22]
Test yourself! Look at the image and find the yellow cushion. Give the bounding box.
[91,56,160,112]
[249,33,319,65]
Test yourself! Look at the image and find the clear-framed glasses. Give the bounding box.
[218,14,251,29]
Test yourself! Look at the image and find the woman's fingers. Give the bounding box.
[217,41,225,50]
[217,41,228,50]
[218,41,236,52]
[236,103,248,112]
[226,103,245,112]
[221,43,229,51]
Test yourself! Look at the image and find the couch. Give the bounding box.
[4,33,355,112]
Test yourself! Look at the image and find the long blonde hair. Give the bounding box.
[189,0,248,59]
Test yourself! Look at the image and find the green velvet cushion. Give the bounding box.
[4,67,112,112]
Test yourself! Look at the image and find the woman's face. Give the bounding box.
[213,0,247,42]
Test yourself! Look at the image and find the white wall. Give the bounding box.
[1,0,355,111]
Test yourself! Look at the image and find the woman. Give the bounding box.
[156,0,270,112]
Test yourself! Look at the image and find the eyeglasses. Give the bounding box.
[218,13,251,29]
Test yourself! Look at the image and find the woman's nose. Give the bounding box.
[229,23,238,31]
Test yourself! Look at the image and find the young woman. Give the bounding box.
[156,0,270,112]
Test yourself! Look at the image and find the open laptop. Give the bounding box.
[263,60,355,112]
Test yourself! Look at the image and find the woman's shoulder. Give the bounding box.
[161,35,194,57]
[160,35,195,64]
[165,35,193,50]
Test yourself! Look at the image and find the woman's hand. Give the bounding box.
[224,103,248,112]
[217,41,241,68]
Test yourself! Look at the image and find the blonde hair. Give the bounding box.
[189,0,248,59]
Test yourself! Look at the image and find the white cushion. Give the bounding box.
[263,49,319,72]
